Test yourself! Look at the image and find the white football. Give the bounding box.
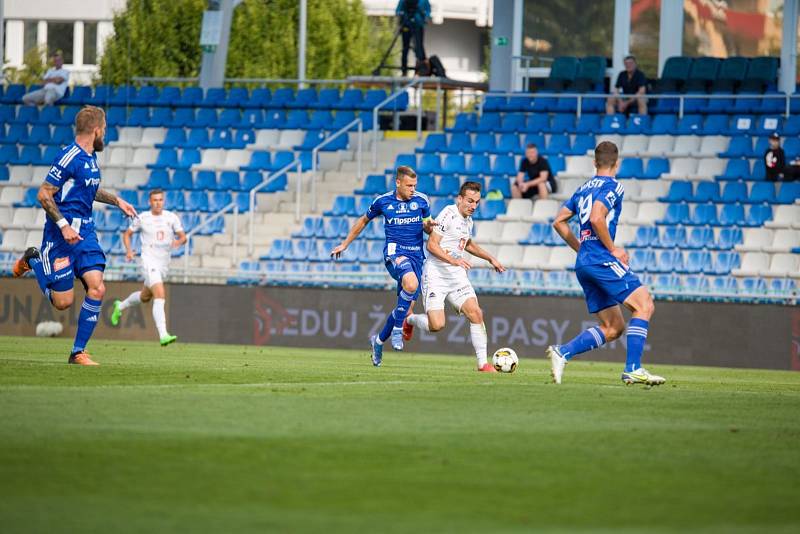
[492,347,518,373]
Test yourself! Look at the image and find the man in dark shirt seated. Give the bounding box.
[764,132,799,181]
[606,55,647,115]
[512,144,557,200]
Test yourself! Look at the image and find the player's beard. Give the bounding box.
[93,135,105,152]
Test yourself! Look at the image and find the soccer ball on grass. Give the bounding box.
[492,347,518,373]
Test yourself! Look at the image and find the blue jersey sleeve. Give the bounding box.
[45,147,76,189]
[421,199,431,219]
[598,183,620,211]
[366,196,382,220]
[563,192,577,214]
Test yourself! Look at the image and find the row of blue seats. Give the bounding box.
[478,92,796,115]
[13,188,254,214]
[324,193,508,219]
[659,181,800,205]
[146,148,313,172]
[655,203,773,227]
[0,124,120,147]
[447,112,796,136]
[646,274,795,296]
[627,226,742,251]
[627,249,741,275]
[355,173,521,198]
[155,128,347,152]
[141,168,288,192]
[0,84,408,111]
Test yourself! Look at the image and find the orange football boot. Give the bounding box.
[478,363,497,373]
[12,247,39,278]
[402,317,414,341]
[68,351,100,366]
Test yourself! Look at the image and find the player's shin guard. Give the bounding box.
[407,313,430,332]
[558,326,606,360]
[72,297,102,354]
[392,289,414,329]
[625,318,648,372]
[119,290,142,310]
[28,257,52,303]
[152,298,168,339]
[470,322,488,367]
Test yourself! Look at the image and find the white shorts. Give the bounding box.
[142,257,169,288]
[422,265,477,313]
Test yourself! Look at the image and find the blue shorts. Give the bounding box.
[384,254,423,300]
[39,232,106,292]
[576,261,642,314]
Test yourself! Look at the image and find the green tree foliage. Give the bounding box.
[101,0,394,84]
[3,46,49,86]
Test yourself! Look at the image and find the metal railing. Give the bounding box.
[248,159,303,255]
[182,203,239,283]
[371,79,424,170]
[477,90,795,119]
[309,118,363,216]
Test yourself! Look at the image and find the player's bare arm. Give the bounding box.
[122,227,135,261]
[427,231,471,270]
[589,201,628,265]
[173,230,187,249]
[465,240,505,272]
[423,217,437,234]
[95,188,138,218]
[331,215,370,258]
[552,206,581,253]
[38,182,82,245]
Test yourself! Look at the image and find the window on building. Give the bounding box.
[683,0,782,58]
[522,0,614,63]
[630,0,660,79]
[24,21,38,55]
[84,22,98,65]
[47,21,74,63]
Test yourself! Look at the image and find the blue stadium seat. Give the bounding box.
[524,114,549,134]
[447,113,477,133]
[416,174,436,193]
[706,251,740,275]
[519,223,548,245]
[491,155,517,176]
[308,111,333,130]
[240,151,271,172]
[148,149,179,170]
[568,134,595,156]
[169,108,196,128]
[354,174,387,195]
[14,187,40,207]
[360,89,388,111]
[482,94,506,112]
[682,251,711,274]
[741,277,767,295]
[574,114,600,134]
[283,110,309,129]
[776,182,800,204]
[685,227,714,249]
[34,106,61,126]
[599,114,625,134]
[495,133,521,155]
[311,88,340,110]
[153,86,181,107]
[711,227,743,250]
[218,171,241,191]
[0,145,18,164]
[418,133,447,153]
[543,134,570,156]
[548,114,576,134]
[324,196,355,216]
[186,190,209,212]
[294,130,325,151]
[728,116,756,136]
[717,159,751,181]
[127,107,150,127]
[691,182,721,203]
[690,204,719,226]
[333,89,362,110]
[53,126,73,145]
[168,169,193,190]
[18,145,42,165]
[145,107,172,127]
[264,239,290,260]
[682,93,708,114]
[655,226,687,249]
[653,250,683,273]
[768,278,797,296]
[143,170,170,190]
[755,115,782,136]
[650,93,679,114]
[165,190,187,211]
[616,158,643,179]
[756,94,785,115]
[488,176,512,198]
[720,136,752,158]
[498,113,525,133]
[675,114,703,135]
[241,171,262,190]
[744,204,772,226]
[470,133,496,154]
[475,113,501,133]
[176,148,201,170]
[243,87,271,109]
[720,182,747,203]
[624,114,651,134]
[222,87,248,108]
[711,276,738,295]
[659,181,693,203]
[178,87,204,108]
[417,154,442,175]
[435,175,460,196]
[24,125,51,145]
[132,85,159,106]
[732,94,760,114]
[61,85,91,106]
[443,133,471,154]
[237,109,263,129]
[0,84,25,104]
[0,124,28,143]
[473,199,506,220]
[629,249,654,272]
[442,154,466,175]
[555,96,578,113]
[263,111,287,128]
[747,182,776,204]
[466,154,491,175]
[217,109,242,129]
[702,114,729,135]
[642,158,669,179]
[208,129,236,149]
[649,114,678,135]
[209,191,233,212]
[41,145,60,164]
[523,133,545,150]
[194,170,218,191]
[657,203,690,225]
[718,203,745,226]
[630,226,658,248]
[272,151,295,170]
[783,114,800,135]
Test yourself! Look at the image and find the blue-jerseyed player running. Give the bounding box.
[12,106,138,365]
[547,141,665,385]
[331,165,435,366]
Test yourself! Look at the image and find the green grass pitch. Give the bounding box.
[1,335,799,533]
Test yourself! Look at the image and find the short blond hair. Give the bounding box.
[75,106,106,134]
[396,165,417,180]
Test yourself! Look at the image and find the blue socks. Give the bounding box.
[559,326,606,360]
[378,289,414,342]
[72,297,102,354]
[28,257,52,302]
[625,318,649,372]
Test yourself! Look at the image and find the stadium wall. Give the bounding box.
[2,279,798,371]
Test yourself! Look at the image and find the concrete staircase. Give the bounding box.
[187,133,423,269]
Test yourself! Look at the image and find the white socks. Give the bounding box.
[407,313,430,332]
[152,298,168,338]
[119,290,141,310]
[470,322,488,367]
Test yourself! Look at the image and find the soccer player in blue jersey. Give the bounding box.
[12,106,138,365]
[547,141,665,385]
[330,165,436,366]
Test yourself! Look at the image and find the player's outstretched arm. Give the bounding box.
[38,182,81,245]
[95,188,138,218]
[552,206,580,252]
[122,228,135,262]
[465,240,505,272]
[173,230,188,249]
[330,215,370,258]
[427,231,471,270]
[589,201,628,265]
[422,217,437,234]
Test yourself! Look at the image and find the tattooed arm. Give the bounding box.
[95,188,137,218]
[38,182,82,244]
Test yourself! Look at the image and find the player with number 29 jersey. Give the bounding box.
[563,175,625,269]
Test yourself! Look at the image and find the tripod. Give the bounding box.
[372,24,407,76]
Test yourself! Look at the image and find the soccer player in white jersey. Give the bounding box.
[111,189,186,345]
[404,181,506,372]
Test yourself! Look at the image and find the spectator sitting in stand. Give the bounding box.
[22,51,70,106]
[511,143,557,201]
[606,55,647,115]
[764,132,786,182]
